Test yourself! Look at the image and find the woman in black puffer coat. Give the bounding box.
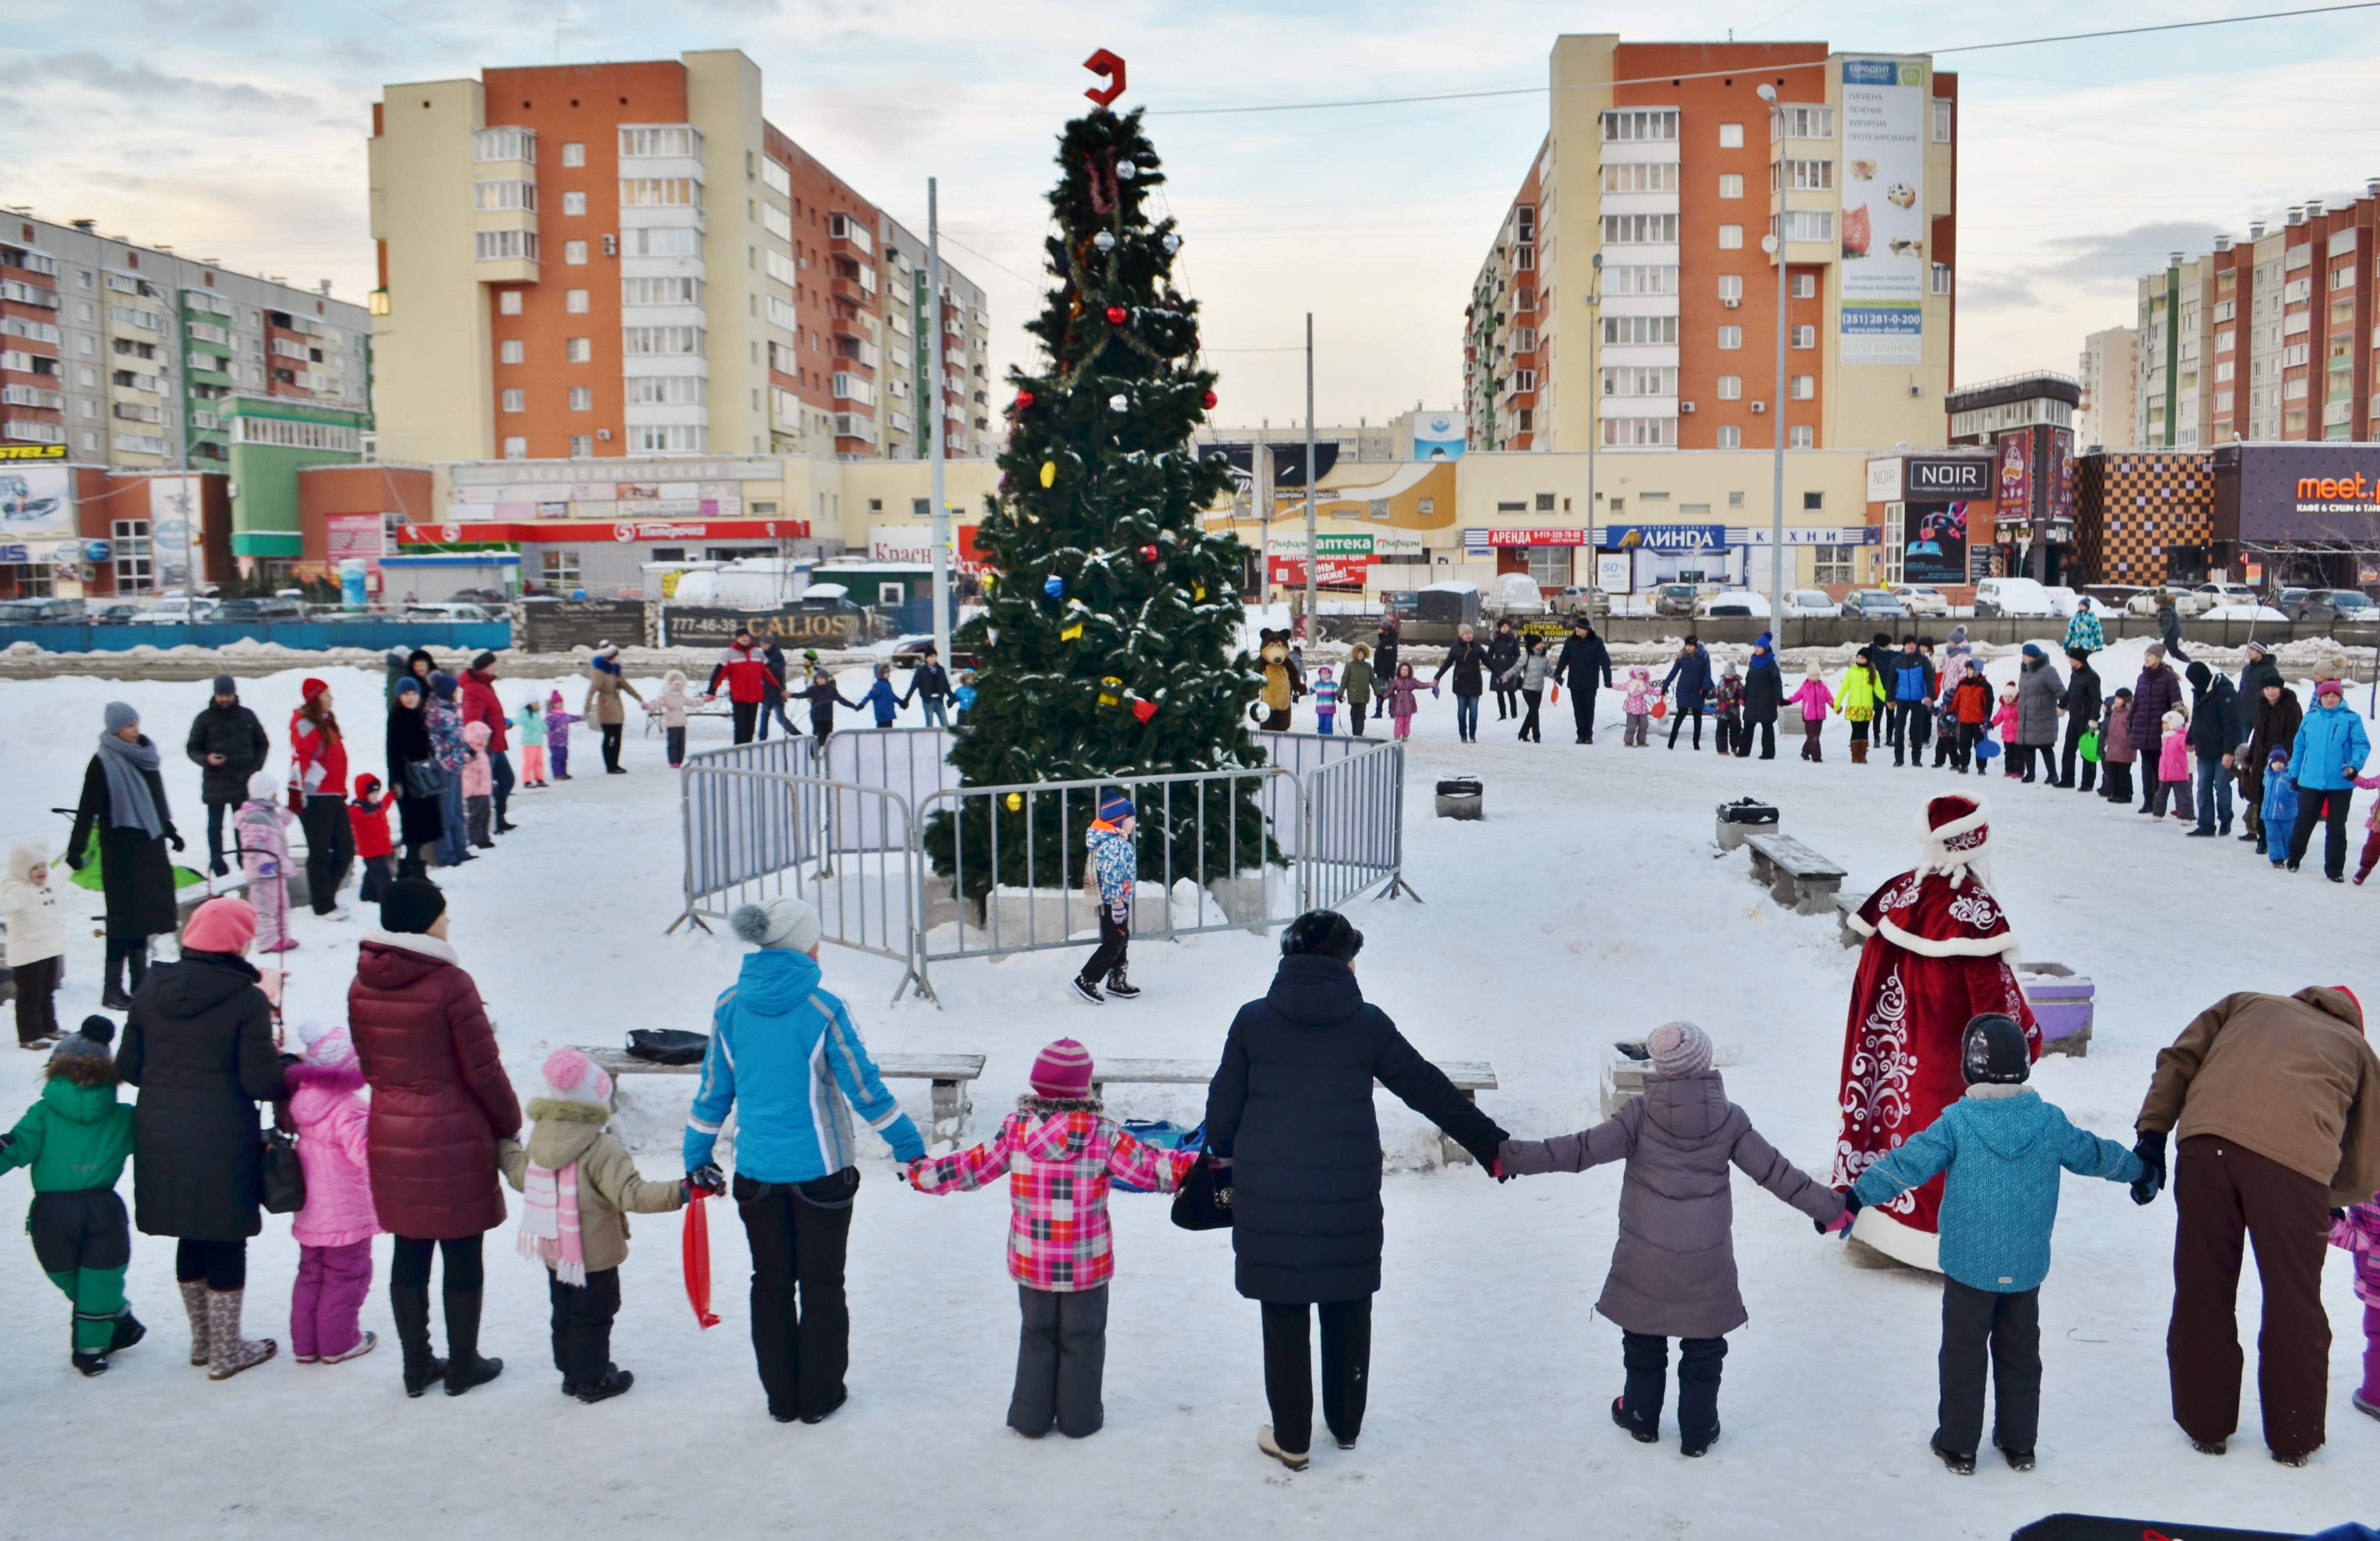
[385,677,444,876]
[1486,622,1522,721]
[118,895,289,1379]
[1204,912,1506,1468]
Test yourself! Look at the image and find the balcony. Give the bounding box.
[830,277,872,306]
[830,311,867,340]
[828,213,874,255]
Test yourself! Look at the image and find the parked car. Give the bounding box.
[85,602,148,625]
[0,596,85,624]
[2202,604,2290,622]
[1650,582,1704,618]
[214,597,305,623]
[888,633,980,670]
[1840,589,1909,619]
[2127,586,2210,618]
[2194,581,2258,609]
[1482,572,1548,615]
[1783,589,1839,618]
[145,594,220,624]
[1891,586,1952,618]
[402,601,495,623]
[2082,584,2153,614]
[2041,586,2080,618]
[1551,585,1611,619]
[449,587,512,606]
[1973,577,2056,618]
[2289,588,2380,625]
[2276,587,2310,613]
[1697,589,1767,617]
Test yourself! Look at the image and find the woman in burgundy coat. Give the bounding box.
[347,878,521,1398]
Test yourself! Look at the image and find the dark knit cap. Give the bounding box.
[429,671,458,701]
[1961,1014,2030,1086]
[379,878,447,935]
[470,650,498,672]
[212,673,237,696]
[1280,909,1363,963]
[48,1017,118,1083]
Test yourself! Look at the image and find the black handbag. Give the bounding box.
[627,1028,710,1066]
[260,1128,306,1214]
[1170,1152,1234,1232]
[399,757,443,800]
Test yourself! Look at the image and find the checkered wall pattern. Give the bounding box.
[2074,452,2214,586]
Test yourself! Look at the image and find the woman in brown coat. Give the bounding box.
[581,642,643,775]
[347,878,521,1398]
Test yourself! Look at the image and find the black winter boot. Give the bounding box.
[391,1283,446,1398]
[1103,969,1141,1001]
[108,1309,146,1353]
[442,1288,503,1396]
[102,952,132,1012]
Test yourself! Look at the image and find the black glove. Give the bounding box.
[1466,1124,1511,1176]
[2130,1129,2167,1207]
[0,1131,14,1153]
[687,1161,725,1197]
[64,850,86,872]
[2332,1208,2350,1224]
[168,832,185,853]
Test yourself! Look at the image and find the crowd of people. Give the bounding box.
[699,628,971,751]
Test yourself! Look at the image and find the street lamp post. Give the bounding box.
[1758,84,1788,639]
[1586,252,1601,592]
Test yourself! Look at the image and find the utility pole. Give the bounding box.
[1303,312,1318,642]
[927,177,950,671]
[1586,252,1601,591]
[1758,85,1787,638]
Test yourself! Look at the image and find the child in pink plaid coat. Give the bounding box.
[909,1038,1195,1439]
[2331,1193,2380,1421]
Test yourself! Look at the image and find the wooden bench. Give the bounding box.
[1088,1056,1500,1166]
[1744,832,1848,916]
[581,1047,985,1144]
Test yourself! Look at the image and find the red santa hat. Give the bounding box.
[1916,794,1993,889]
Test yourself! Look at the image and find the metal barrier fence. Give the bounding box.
[672,727,1408,1005]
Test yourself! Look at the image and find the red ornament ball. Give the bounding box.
[1138,544,1159,563]
[1202,390,1218,409]
[1014,389,1035,412]
[1105,305,1128,326]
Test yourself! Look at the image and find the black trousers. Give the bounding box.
[2286,783,2355,877]
[390,1233,485,1291]
[666,726,687,765]
[2139,759,2164,811]
[1714,708,1743,757]
[1011,1284,1108,1438]
[1621,1330,1728,1446]
[1667,704,1704,748]
[1493,684,1519,719]
[731,700,759,744]
[205,798,234,876]
[301,794,354,915]
[735,1169,858,1422]
[1079,908,1129,985]
[175,1238,247,1291]
[1937,1277,2041,1458]
[2059,718,2097,790]
[1348,700,1368,736]
[358,854,393,905]
[1261,1298,1371,1455]
[600,722,625,771]
[1889,702,1929,762]
[1517,688,1543,742]
[1739,718,1775,759]
[549,1266,623,1388]
[12,953,59,1045]
[1571,685,1599,743]
[2101,760,2134,801]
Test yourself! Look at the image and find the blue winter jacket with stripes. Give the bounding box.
[685,949,924,1181]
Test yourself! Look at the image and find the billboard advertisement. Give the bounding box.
[1994,432,2034,529]
[0,465,75,565]
[1604,523,1727,551]
[2048,427,2077,530]
[1411,411,1467,461]
[1899,500,1971,586]
[2214,443,2380,541]
[1838,58,1926,365]
[148,476,203,589]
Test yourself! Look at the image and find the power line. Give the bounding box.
[343,0,481,69]
[1146,1,2380,117]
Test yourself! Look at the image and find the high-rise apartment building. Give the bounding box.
[1463,36,1958,456]
[878,218,994,461]
[2076,326,2137,449]
[369,50,990,468]
[2131,182,2380,449]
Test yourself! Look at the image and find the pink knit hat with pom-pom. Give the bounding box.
[542,1046,613,1106]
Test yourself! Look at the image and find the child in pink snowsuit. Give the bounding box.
[1787,664,1834,762]
[461,720,495,847]
[1378,662,1424,741]
[1993,687,2022,779]
[546,691,582,781]
[234,770,297,953]
[2331,1193,2380,1420]
[2152,708,2191,818]
[1621,666,1656,747]
[284,1020,381,1363]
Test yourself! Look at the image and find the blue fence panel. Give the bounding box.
[0,621,514,654]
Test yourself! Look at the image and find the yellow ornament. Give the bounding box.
[1004,792,1024,812]
[1059,621,1084,641]
[1038,461,1056,489]
[1097,674,1123,708]
[1193,584,1206,601]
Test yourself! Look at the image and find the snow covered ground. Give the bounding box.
[0,650,2372,1540]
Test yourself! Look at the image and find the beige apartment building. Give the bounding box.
[368,50,989,468]
[2076,326,2136,449]
[1464,35,1958,461]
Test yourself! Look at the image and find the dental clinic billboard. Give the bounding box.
[1838,58,1926,365]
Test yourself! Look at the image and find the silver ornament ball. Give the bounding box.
[1108,393,1130,413]
[1162,233,1181,254]
[1116,162,1138,180]
[1092,231,1116,252]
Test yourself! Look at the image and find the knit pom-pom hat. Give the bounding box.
[729,895,822,953]
[542,1046,614,1106]
[1028,1039,1094,1099]
[1646,1021,1712,1078]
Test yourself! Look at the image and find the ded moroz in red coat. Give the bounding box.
[346,930,522,1239]
[1833,794,2039,1272]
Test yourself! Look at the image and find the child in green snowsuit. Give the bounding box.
[0,1017,143,1375]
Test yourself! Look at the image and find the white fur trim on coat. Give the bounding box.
[361,928,459,965]
[1870,914,2022,961]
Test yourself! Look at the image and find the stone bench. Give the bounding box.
[1089,1056,1499,1166]
[582,1046,985,1144]
[1744,832,1848,915]
[1833,890,1872,948]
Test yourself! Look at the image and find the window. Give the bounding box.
[1773,211,1834,243]
[1600,163,1679,192]
[474,230,538,262]
[472,127,534,163]
[627,424,704,452]
[1717,225,1743,249]
[762,158,792,196]
[501,388,525,412]
[1716,375,1742,399]
[763,205,793,243]
[619,178,700,208]
[1718,174,1743,199]
[1718,275,1743,302]
[1601,315,1678,345]
[1601,366,1675,395]
[541,550,581,586]
[1603,214,1678,244]
[625,375,705,404]
[1771,105,1834,140]
[1717,325,1743,350]
[1511,327,1537,352]
[1813,544,1856,583]
[1717,425,1742,448]
[111,518,152,592]
[765,249,798,285]
[1718,122,1744,148]
[2215,329,2234,352]
[1525,546,1568,586]
[1790,375,1816,400]
[1793,325,1816,349]
[560,191,587,218]
[619,126,701,159]
[1602,109,1679,141]
[563,241,589,265]
[1932,99,1953,143]
[473,180,536,212]
[2282,342,2311,367]
[1602,265,1678,295]
[562,288,589,315]
[566,338,591,362]
[2284,276,2313,304]
[2335,265,2358,291]
[1602,416,1677,445]
[227,416,360,450]
[629,227,700,257]
[568,385,593,410]
[561,141,585,167]
[622,276,701,305]
[1773,159,1834,192]
[2214,360,2235,383]
[623,326,703,355]
[1789,424,1814,447]
[569,434,593,458]
[502,436,528,459]
[1930,263,1953,296]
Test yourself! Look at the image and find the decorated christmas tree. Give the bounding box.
[928,100,1271,899]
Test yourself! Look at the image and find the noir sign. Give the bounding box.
[1905,458,1991,498]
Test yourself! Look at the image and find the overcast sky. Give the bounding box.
[6,0,2379,435]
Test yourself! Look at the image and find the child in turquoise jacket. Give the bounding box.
[1846,1013,2140,1475]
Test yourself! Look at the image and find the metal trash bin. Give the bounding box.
[1435,777,1483,820]
[1714,797,1778,852]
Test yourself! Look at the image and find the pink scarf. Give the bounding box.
[518,1161,587,1287]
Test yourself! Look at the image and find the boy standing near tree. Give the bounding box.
[1072,792,1139,1005]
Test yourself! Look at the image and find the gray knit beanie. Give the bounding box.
[1646,1021,1713,1078]
[212,673,237,696]
[103,701,139,734]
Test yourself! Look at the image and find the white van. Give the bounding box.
[1973,578,2055,618]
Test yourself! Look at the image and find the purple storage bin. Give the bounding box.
[2018,962,2093,1056]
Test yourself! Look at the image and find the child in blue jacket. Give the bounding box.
[1845,1013,2141,1475]
[859,663,904,728]
[2262,747,2298,864]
